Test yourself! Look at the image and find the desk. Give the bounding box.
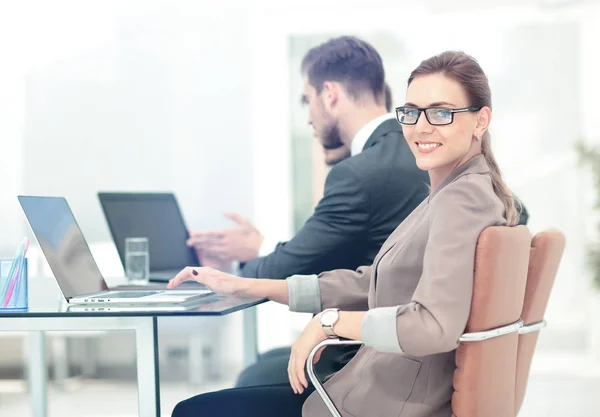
[0,293,265,417]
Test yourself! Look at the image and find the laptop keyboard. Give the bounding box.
[93,291,161,299]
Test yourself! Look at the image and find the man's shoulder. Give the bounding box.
[325,158,363,187]
[344,130,421,178]
[323,137,426,201]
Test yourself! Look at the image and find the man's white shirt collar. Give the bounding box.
[350,113,396,157]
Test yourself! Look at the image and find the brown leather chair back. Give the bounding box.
[452,226,531,417]
[514,230,566,414]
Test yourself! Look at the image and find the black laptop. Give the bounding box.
[98,192,200,282]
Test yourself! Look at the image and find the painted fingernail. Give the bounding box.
[192,270,198,276]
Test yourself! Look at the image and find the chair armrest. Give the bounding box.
[518,319,546,334]
[459,319,523,342]
[306,339,364,417]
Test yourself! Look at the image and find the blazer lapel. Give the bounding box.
[369,155,490,293]
[370,199,429,291]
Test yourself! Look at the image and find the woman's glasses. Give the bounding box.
[395,106,481,126]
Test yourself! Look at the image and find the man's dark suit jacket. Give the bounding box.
[241,118,430,279]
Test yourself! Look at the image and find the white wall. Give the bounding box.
[19,2,254,242]
[0,0,257,370]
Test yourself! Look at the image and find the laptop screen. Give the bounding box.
[18,196,109,299]
[98,193,199,271]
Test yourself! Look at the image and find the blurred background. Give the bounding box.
[1,0,600,415]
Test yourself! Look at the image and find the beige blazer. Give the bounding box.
[289,155,507,417]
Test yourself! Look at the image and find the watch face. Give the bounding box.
[321,309,338,326]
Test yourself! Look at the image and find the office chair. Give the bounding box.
[307,226,565,417]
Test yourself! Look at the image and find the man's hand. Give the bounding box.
[194,248,234,272]
[187,212,264,263]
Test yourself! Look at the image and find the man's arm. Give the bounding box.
[241,162,369,278]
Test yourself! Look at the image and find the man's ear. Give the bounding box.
[321,81,340,111]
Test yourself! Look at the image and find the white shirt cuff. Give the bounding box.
[360,306,403,353]
[286,274,322,313]
[259,235,279,257]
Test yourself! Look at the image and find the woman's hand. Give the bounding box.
[288,315,328,394]
[167,267,249,297]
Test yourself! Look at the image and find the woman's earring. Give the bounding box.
[475,135,481,141]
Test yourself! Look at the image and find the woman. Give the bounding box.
[168,50,520,417]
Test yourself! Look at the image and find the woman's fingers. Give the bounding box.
[168,267,248,298]
[296,355,308,389]
[289,349,305,394]
[167,267,193,288]
[288,347,309,394]
[288,352,298,394]
[167,267,205,288]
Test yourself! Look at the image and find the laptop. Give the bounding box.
[66,304,195,313]
[98,192,199,282]
[18,195,212,305]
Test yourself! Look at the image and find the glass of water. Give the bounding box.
[125,237,149,285]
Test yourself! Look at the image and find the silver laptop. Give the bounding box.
[18,196,212,305]
[67,304,194,313]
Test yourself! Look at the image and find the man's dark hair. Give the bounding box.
[384,83,392,112]
[301,36,385,102]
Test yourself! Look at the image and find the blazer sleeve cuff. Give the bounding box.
[361,306,403,353]
[286,274,322,313]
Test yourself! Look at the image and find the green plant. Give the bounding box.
[575,140,600,291]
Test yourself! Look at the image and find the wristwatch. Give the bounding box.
[319,308,340,338]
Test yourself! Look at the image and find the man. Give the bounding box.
[321,82,393,165]
[190,36,428,280]
[189,78,399,270]
[188,36,430,387]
